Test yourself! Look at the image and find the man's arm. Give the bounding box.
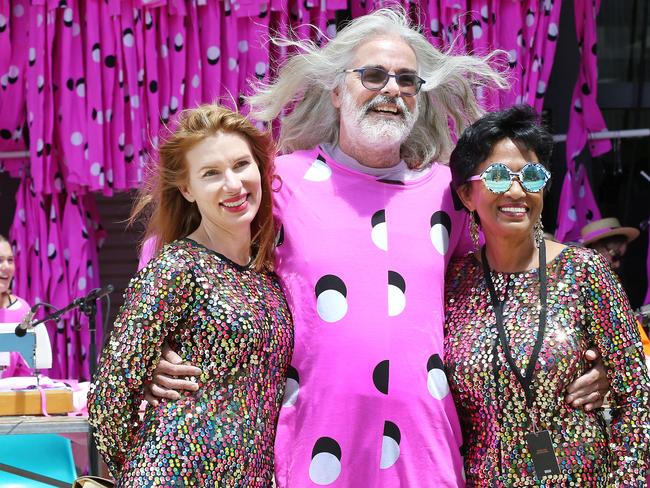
[144,343,202,406]
[564,349,609,411]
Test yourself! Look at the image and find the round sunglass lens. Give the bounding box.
[521,165,547,192]
[483,165,511,193]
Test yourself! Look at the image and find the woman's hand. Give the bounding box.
[565,349,610,411]
[143,343,202,406]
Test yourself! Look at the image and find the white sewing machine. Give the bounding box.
[0,322,52,370]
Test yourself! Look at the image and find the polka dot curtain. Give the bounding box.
[0,0,588,379]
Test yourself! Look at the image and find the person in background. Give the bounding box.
[446,105,649,485]
[0,234,45,377]
[88,104,293,486]
[581,217,650,360]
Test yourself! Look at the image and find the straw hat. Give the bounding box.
[580,217,640,246]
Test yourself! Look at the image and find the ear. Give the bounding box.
[331,84,342,109]
[456,183,475,212]
[179,184,195,203]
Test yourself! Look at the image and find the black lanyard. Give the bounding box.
[481,240,548,416]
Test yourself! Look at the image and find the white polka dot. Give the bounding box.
[430,225,450,255]
[568,208,577,222]
[47,242,56,258]
[371,223,388,251]
[508,50,517,65]
[282,378,299,407]
[380,436,400,469]
[54,177,63,192]
[29,47,36,63]
[130,94,140,108]
[63,248,70,261]
[18,208,26,222]
[207,46,220,61]
[63,8,73,23]
[123,32,134,47]
[37,13,43,27]
[78,276,87,291]
[37,75,44,88]
[548,23,558,38]
[255,62,266,76]
[160,44,168,58]
[36,138,44,153]
[388,284,406,317]
[88,264,94,279]
[8,65,19,79]
[427,368,450,399]
[71,132,83,146]
[118,133,125,146]
[125,144,134,157]
[192,74,200,88]
[303,159,331,181]
[316,290,347,323]
[532,58,540,72]
[13,4,24,18]
[72,22,80,36]
[526,12,535,27]
[96,110,104,125]
[537,80,546,94]
[228,57,237,71]
[91,162,101,176]
[0,14,6,28]
[92,47,100,63]
[76,82,85,97]
[170,95,179,111]
[309,453,341,485]
[174,33,183,48]
[238,40,248,53]
[579,185,585,198]
[107,169,114,183]
[472,24,482,39]
[161,105,169,120]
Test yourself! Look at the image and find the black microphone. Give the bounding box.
[15,303,41,337]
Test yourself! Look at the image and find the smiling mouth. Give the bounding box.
[221,194,248,208]
[499,206,529,215]
[370,104,402,116]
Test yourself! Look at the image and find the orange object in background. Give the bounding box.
[639,320,650,358]
[0,388,73,416]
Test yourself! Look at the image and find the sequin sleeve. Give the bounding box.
[579,249,650,485]
[88,244,195,476]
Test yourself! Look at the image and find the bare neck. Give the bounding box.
[337,134,401,169]
[189,223,251,267]
[483,234,540,273]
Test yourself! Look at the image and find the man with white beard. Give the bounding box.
[145,9,609,487]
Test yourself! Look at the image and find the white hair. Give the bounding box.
[246,8,509,168]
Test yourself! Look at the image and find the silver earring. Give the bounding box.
[469,211,480,250]
[534,218,544,248]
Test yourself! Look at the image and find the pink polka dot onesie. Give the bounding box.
[273,146,471,487]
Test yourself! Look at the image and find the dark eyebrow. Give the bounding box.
[363,64,418,75]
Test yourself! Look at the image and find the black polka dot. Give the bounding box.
[0,129,11,140]
[581,82,590,95]
[149,80,158,93]
[275,224,284,247]
[104,55,116,68]
[372,360,389,394]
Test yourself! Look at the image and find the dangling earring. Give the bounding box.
[534,218,544,248]
[469,211,480,250]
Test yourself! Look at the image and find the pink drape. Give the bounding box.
[554,0,609,243]
[0,0,573,378]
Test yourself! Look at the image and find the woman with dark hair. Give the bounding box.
[88,104,293,486]
[445,105,649,486]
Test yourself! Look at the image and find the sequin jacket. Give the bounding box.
[88,238,293,486]
[444,246,650,486]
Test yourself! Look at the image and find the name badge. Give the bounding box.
[525,430,561,479]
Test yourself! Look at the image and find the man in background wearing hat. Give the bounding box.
[582,217,650,359]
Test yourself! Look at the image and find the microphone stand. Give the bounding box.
[26,285,113,476]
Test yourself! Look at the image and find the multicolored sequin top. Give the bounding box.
[88,238,293,487]
[444,245,650,486]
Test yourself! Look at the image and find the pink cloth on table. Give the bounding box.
[272,147,471,487]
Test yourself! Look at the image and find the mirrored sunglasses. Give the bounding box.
[467,162,551,194]
[343,67,425,96]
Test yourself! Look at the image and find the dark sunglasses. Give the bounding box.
[467,162,551,194]
[343,67,425,96]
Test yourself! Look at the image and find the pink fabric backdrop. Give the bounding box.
[0,0,599,379]
[554,0,610,243]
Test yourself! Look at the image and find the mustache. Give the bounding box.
[362,95,410,118]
